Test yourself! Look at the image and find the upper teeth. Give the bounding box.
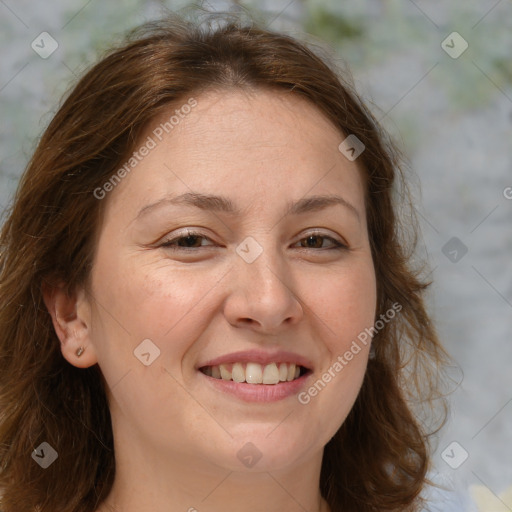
[202,362,301,384]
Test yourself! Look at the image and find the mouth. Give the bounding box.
[199,362,311,384]
[197,350,314,402]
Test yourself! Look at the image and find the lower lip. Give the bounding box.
[200,371,311,403]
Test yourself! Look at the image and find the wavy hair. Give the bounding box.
[0,10,448,512]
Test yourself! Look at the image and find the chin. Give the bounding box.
[206,428,320,473]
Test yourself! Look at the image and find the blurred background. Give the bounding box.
[1,1,511,510]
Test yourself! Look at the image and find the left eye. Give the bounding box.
[293,234,346,250]
[160,232,214,249]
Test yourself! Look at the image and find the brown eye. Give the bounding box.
[301,235,324,248]
[175,234,204,247]
[295,234,346,250]
[160,231,214,250]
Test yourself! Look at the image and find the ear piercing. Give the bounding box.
[76,346,85,357]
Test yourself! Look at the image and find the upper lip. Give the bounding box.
[197,349,314,371]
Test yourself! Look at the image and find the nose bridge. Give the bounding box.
[225,235,303,330]
[236,233,290,290]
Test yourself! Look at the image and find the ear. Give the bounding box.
[42,280,98,368]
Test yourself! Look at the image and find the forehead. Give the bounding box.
[105,88,366,219]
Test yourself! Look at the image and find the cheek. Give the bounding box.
[300,258,377,349]
[90,256,218,340]
[291,260,376,449]
[89,256,225,363]
[89,262,220,431]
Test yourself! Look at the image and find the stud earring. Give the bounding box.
[76,346,85,357]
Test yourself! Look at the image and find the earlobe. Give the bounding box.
[41,280,98,368]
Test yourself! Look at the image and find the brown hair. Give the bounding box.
[0,10,449,512]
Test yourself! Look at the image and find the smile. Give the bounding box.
[200,362,309,384]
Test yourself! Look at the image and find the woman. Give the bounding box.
[0,11,448,512]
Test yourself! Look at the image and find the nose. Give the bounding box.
[223,245,304,333]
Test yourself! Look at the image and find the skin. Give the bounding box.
[44,88,377,512]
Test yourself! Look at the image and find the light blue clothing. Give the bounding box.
[422,473,477,512]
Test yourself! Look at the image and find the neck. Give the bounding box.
[97,435,329,512]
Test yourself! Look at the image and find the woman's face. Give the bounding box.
[81,88,377,473]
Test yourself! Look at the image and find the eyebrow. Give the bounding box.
[287,194,360,221]
[135,192,360,222]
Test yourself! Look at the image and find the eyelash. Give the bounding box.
[160,230,348,251]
